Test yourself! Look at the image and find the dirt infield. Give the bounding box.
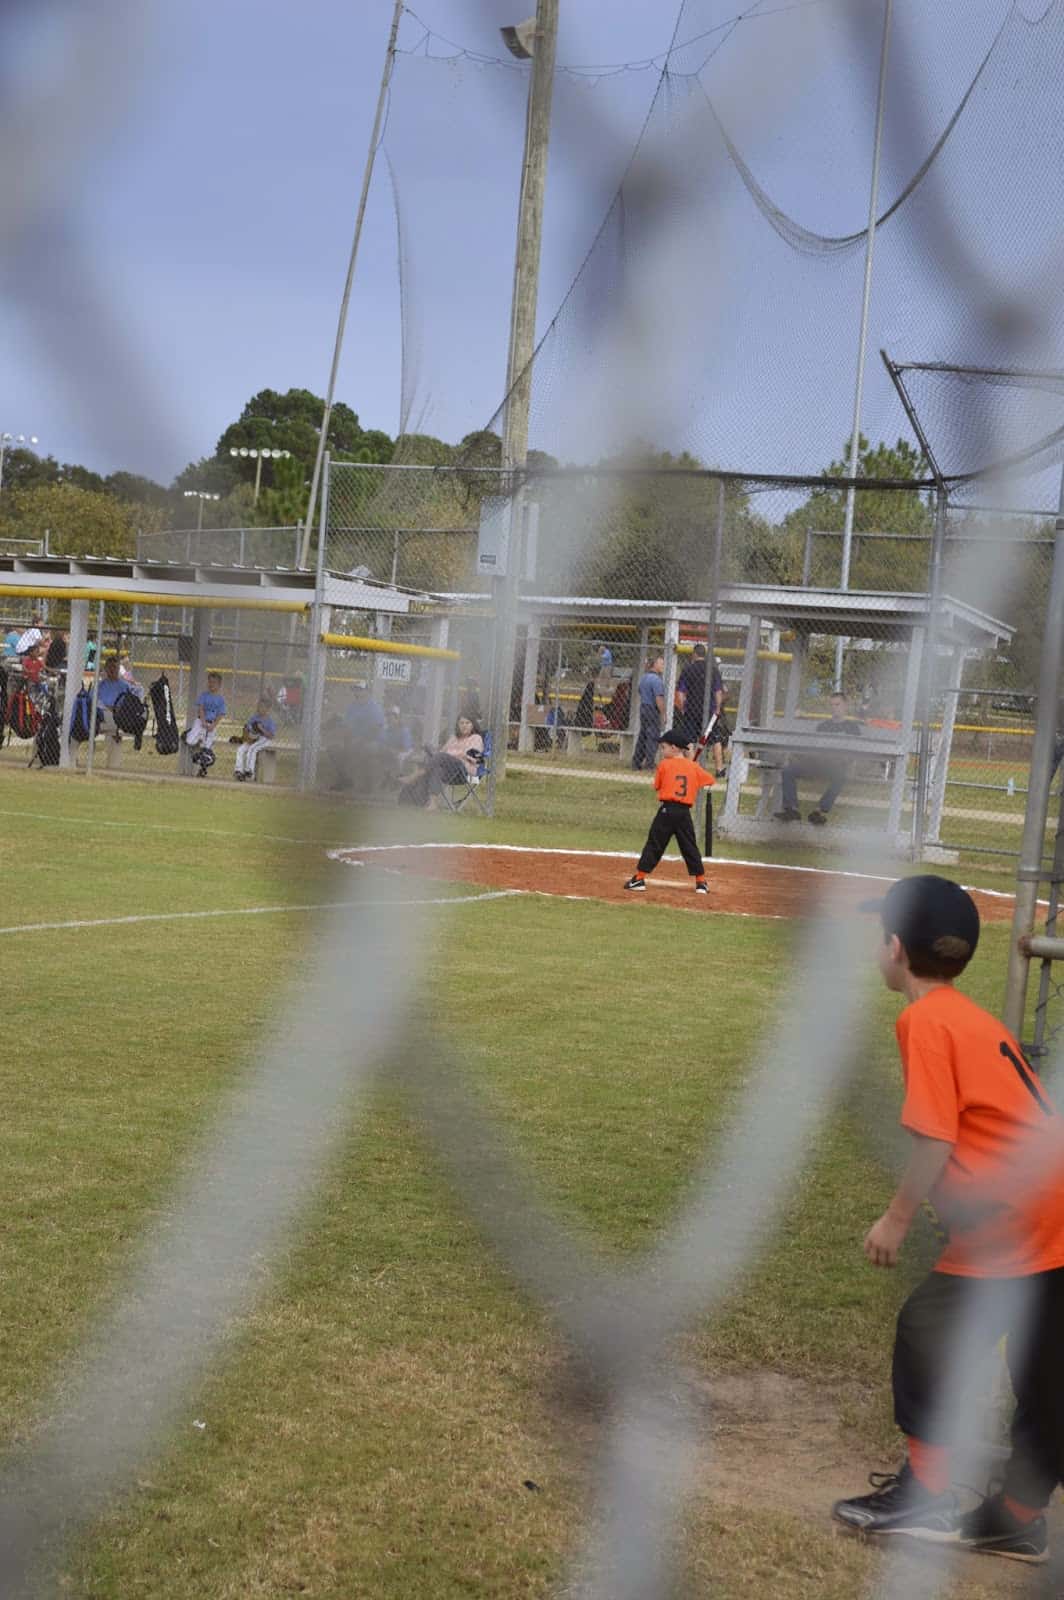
[333,845,1020,925]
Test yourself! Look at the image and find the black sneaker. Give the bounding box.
[956,1492,1048,1564]
[773,808,801,822]
[695,882,709,894]
[808,809,829,825]
[623,876,646,892]
[832,1465,957,1541]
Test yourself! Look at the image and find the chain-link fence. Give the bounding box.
[135,526,304,569]
[321,460,1046,853]
[2,464,1049,851]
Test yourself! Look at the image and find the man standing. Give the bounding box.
[633,653,665,770]
[676,643,728,777]
[774,691,863,824]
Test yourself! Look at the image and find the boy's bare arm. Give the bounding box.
[864,1133,954,1268]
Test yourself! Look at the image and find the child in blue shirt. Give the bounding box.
[234,694,277,782]
[184,671,226,776]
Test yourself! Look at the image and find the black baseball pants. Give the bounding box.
[637,801,704,877]
[892,1266,1064,1508]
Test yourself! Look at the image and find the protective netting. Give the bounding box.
[383,0,1064,475]
[890,362,1064,508]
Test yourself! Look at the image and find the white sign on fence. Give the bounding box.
[377,656,412,684]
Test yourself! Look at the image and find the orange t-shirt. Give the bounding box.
[654,756,715,806]
[897,986,1064,1278]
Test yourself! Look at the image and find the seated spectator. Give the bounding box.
[344,682,386,744]
[183,670,226,775]
[3,626,21,658]
[323,684,389,793]
[398,714,485,810]
[21,642,56,687]
[382,702,413,760]
[603,677,631,731]
[280,675,303,724]
[14,614,44,656]
[44,631,67,672]
[774,692,863,825]
[95,654,134,740]
[233,694,277,782]
[572,678,596,729]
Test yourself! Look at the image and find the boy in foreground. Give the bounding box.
[832,875,1064,1563]
[624,727,715,895]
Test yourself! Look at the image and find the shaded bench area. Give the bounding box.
[718,588,1012,851]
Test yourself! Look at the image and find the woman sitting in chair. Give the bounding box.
[398,713,485,809]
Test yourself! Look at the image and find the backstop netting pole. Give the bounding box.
[1002,462,1064,1038]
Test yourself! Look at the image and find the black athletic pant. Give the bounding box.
[637,801,704,877]
[892,1266,1064,1508]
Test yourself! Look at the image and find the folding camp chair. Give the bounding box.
[438,729,493,814]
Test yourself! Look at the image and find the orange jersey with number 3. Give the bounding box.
[654,756,715,806]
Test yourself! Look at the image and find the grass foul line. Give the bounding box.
[0,890,524,937]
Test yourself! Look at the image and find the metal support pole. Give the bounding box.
[518,622,540,752]
[927,671,962,847]
[300,608,332,792]
[707,476,725,661]
[724,613,761,827]
[1031,780,1064,1062]
[1003,466,1064,1038]
[299,458,332,791]
[912,489,949,857]
[61,599,89,769]
[424,616,450,747]
[889,626,923,839]
[487,0,559,784]
[782,632,807,721]
[300,0,404,571]
[178,609,212,776]
[836,0,893,689]
[662,616,680,729]
[84,602,105,777]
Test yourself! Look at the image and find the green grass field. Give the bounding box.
[0,764,1039,1597]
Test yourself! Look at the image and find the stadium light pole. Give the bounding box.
[0,431,40,491]
[835,0,893,690]
[230,446,292,505]
[183,490,220,532]
[299,0,404,572]
[487,0,559,785]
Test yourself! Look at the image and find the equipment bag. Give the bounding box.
[8,686,41,741]
[112,688,149,748]
[148,674,180,755]
[69,686,101,743]
[31,706,61,768]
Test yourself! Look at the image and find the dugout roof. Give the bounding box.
[512,586,1012,650]
[0,554,423,616]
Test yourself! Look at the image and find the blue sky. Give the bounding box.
[1,0,1054,486]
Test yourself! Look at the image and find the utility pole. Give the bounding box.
[835,0,893,690]
[300,0,404,571]
[487,0,559,784]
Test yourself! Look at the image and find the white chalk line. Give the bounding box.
[0,805,320,849]
[329,840,1025,905]
[0,890,525,938]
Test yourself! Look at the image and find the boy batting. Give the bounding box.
[624,727,715,896]
[832,874,1064,1564]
